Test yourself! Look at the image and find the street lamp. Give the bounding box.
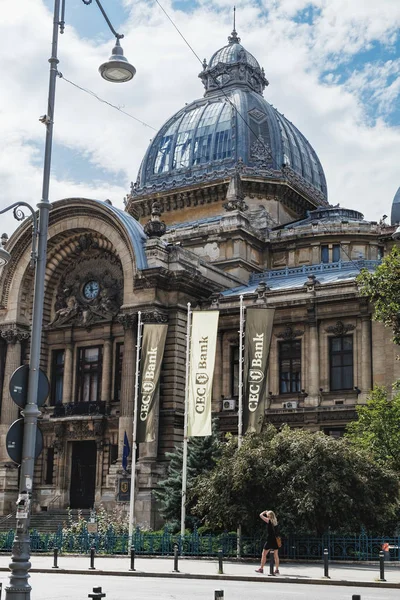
[5,1,135,599]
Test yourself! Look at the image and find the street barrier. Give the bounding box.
[268,552,274,576]
[173,543,179,572]
[129,545,135,571]
[217,548,223,574]
[323,548,330,578]
[379,550,385,581]
[89,546,96,570]
[52,547,59,569]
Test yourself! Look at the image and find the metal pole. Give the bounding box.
[180,303,191,537]
[323,548,330,578]
[217,548,223,574]
[129,546,135,571]
[236,295,244,558]
[5,2,59,599]
[379,550,386,581]
[173,543,179,572]
[128,312,142,543]
[268,552,274,576]
[237,295,244,448]
[52,548,59,569]
[89,547,96,570]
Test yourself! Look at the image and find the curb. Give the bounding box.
[0,567,398,589]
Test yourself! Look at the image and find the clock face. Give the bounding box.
[83,280,100,300]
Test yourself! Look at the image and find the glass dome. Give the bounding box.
[131,32,328,205]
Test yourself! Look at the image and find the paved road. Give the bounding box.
[0,573,398,600]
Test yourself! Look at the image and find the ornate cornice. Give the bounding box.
[275,325,304,340]
[325,321,356,336]
[0,326,30,344]
[141,310,169,324]
[117,312,138,330]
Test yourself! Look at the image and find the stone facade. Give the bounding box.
[0,31,399,526]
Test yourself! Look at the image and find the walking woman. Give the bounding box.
[255,509,280,575]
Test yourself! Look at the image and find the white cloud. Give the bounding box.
[0,0,399,240]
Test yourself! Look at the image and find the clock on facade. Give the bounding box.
[83,280,100,300]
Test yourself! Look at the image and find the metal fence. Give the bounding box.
[0,527,398,560]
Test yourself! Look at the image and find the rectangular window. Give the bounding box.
[231,346,239,398]
[329,336,353,391]
[114,343,124,402]
[50,350,65,406]
[321,245,329,263]
[77,346,102,403]
[109,444,118,466]
[279,340,301,394]
[332,244,341,262]
[324,428,345,439]
[45,448,55,484]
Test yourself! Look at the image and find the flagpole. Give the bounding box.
[128,310,142,544]
[238,294,245,448]
[180,302,192,538]
[237,294,245,557]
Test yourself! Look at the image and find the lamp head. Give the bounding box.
[99,38,136,83]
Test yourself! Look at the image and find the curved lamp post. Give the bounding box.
[5,1,135,599]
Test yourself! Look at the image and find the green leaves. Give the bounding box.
[357,247,400,344]
[192,425,399,535]
[346,384,400,473]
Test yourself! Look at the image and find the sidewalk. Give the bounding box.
[0,554,399,589]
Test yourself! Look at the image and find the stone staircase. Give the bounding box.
[0,509,91,534]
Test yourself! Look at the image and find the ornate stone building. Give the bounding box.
[0,29,399,525]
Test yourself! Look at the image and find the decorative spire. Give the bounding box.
[228,6,240,44]
[144,201,166,238]
[223,171,248,212]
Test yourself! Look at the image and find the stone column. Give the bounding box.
[0,328,28,425]
[361,316,372,394]
[62,344,73,404]
[0,328,28,506]
[308,323,320,405]
[101,337,113,405]
[117,314,137,461]
[307,305,319,406]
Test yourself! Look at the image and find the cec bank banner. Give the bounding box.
[188,311,219,437]
[243,308,275,435]
[137,323,168,443]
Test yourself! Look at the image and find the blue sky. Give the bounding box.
[1,0,399,237]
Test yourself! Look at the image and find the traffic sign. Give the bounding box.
[6,418,43,464]
[9,365,50,408]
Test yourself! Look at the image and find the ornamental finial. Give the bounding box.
[228,6,240,44]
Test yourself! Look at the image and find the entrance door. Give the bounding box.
[70,441,97,509]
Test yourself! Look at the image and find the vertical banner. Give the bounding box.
[243,308,275,434]
[188,311,219,437]
[137,323,168,443]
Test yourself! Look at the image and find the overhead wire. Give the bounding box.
[57,71,157,131]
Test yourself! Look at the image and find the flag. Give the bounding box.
[187,311,219,437]
[243,308,275,434]
[122,431,130,471]
[137,324,168,443]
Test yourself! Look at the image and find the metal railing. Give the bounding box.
[0,526,397,561]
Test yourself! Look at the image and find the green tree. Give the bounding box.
[154,424,221,529]
[357,246,400,344]
[346,384,400,473]
[192,425,399,535]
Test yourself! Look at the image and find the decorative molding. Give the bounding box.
[325,321,356,336]
[275,325,304,340]
[143,201,167,238]
[141,310,169,324]
[0,327,30,344]
[48,252,123,329]
[117,312,137,330]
